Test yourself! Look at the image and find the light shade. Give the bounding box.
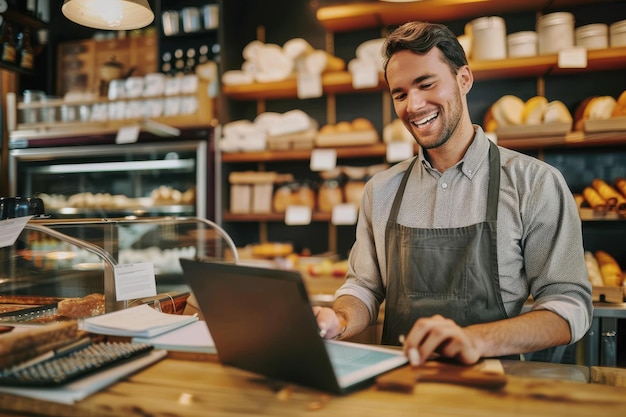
[62,0,154,30]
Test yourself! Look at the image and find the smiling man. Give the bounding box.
[314,21,593,366]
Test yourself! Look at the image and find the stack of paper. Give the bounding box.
[132,320,216,354]
[79,304,198,338]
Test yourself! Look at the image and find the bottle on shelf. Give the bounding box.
[0,21,17,64]
[17,27,34,70]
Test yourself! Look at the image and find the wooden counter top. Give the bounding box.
[1,354,625,417]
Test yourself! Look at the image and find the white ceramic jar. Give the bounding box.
[507,31,538,58]
[610,19,626,47]
[576,23,609,50]
[537,12,575,55]
[470,16,507,61]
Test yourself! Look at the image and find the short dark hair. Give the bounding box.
[383,21,468,77]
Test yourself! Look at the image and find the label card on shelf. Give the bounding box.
[285,205,312,225]
[116,125,141,144]
[114,263,157,301]
[297,72,323,99]
[332,203,358,225]
[386,141,414,163]
[351,67,379,89]
[0,216,33,249]
[310,148,337,171]
[558,47,587,68]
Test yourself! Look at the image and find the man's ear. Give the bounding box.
[457,65,473,95]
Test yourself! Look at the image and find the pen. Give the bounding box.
[399,334,420,366]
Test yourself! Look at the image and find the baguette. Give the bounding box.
[591,178,625,212]
[585,251,605,286]
[582,186,607,212]
[595,250,624,287]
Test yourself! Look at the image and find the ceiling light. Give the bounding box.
[62,0,154,30]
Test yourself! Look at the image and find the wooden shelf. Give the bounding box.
[316,0,608,32]
[498,131,626,151]
[223,212,333,222]
[222,71,386,100]
[222,47,626,100]
[221,143,391,163]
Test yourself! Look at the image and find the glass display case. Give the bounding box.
[8,140,211,219]
[0,216,238,322]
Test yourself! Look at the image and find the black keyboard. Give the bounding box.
[0,341,154,387]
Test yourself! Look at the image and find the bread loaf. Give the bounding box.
[595,250,624,287]
[57,293,105,318]
[592,178,626,213]
[582,186,607,212]
[522,96,548,125]
[611,90,626,117]
[585,251,605,286]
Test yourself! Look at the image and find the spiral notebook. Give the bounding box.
[179,258,407,394]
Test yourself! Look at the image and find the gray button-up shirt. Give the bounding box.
[336,126,593,343]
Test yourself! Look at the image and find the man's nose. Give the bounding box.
[407,89,426,112]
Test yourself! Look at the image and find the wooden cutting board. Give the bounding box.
[376,359,508,392]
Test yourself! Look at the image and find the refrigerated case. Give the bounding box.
[8,139,212,219]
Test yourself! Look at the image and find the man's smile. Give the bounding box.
[411,111,439,128]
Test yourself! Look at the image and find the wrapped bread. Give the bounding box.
[595,250,624,287]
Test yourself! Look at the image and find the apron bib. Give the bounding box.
[382,141,508,345]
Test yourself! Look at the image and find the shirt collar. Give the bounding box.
[418,125,490,180]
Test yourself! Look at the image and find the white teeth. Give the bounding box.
[413,112,438,127]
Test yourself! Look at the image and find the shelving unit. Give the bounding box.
[218,0,626,258]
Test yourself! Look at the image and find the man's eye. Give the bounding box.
[421,82,434,89]
[393,93,406,101]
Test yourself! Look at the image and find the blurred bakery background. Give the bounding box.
[0,0,626,364]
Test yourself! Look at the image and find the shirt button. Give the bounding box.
[441,183,448,189]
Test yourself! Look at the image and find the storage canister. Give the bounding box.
[507,31,537,58]
[610,19,626,47]
[575,23,609,50]
[537,12,575,55]
[470,16,507,61]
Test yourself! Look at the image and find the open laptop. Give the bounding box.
[179,258,407,394]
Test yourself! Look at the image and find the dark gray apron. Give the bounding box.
[381,140,508,345]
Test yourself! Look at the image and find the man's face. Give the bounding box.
[386,48,465,150]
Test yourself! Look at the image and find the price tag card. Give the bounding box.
[386,141,415,162]
[116,124,141,144]
[0,216,33,248]
[285,205,312,225]
[351,67,380,89]
[114,263,157,301]
[297,72,323,99]
[331,203,358,225]
[558,47,587,68]
[310,148,337,171]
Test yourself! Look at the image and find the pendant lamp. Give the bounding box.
[62,0,154,30]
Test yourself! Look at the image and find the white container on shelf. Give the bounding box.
[507,31,537,58]
[537,12,575,55]
[610,19,626,47]
[576,23,609,50]
[470,16,507,61]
